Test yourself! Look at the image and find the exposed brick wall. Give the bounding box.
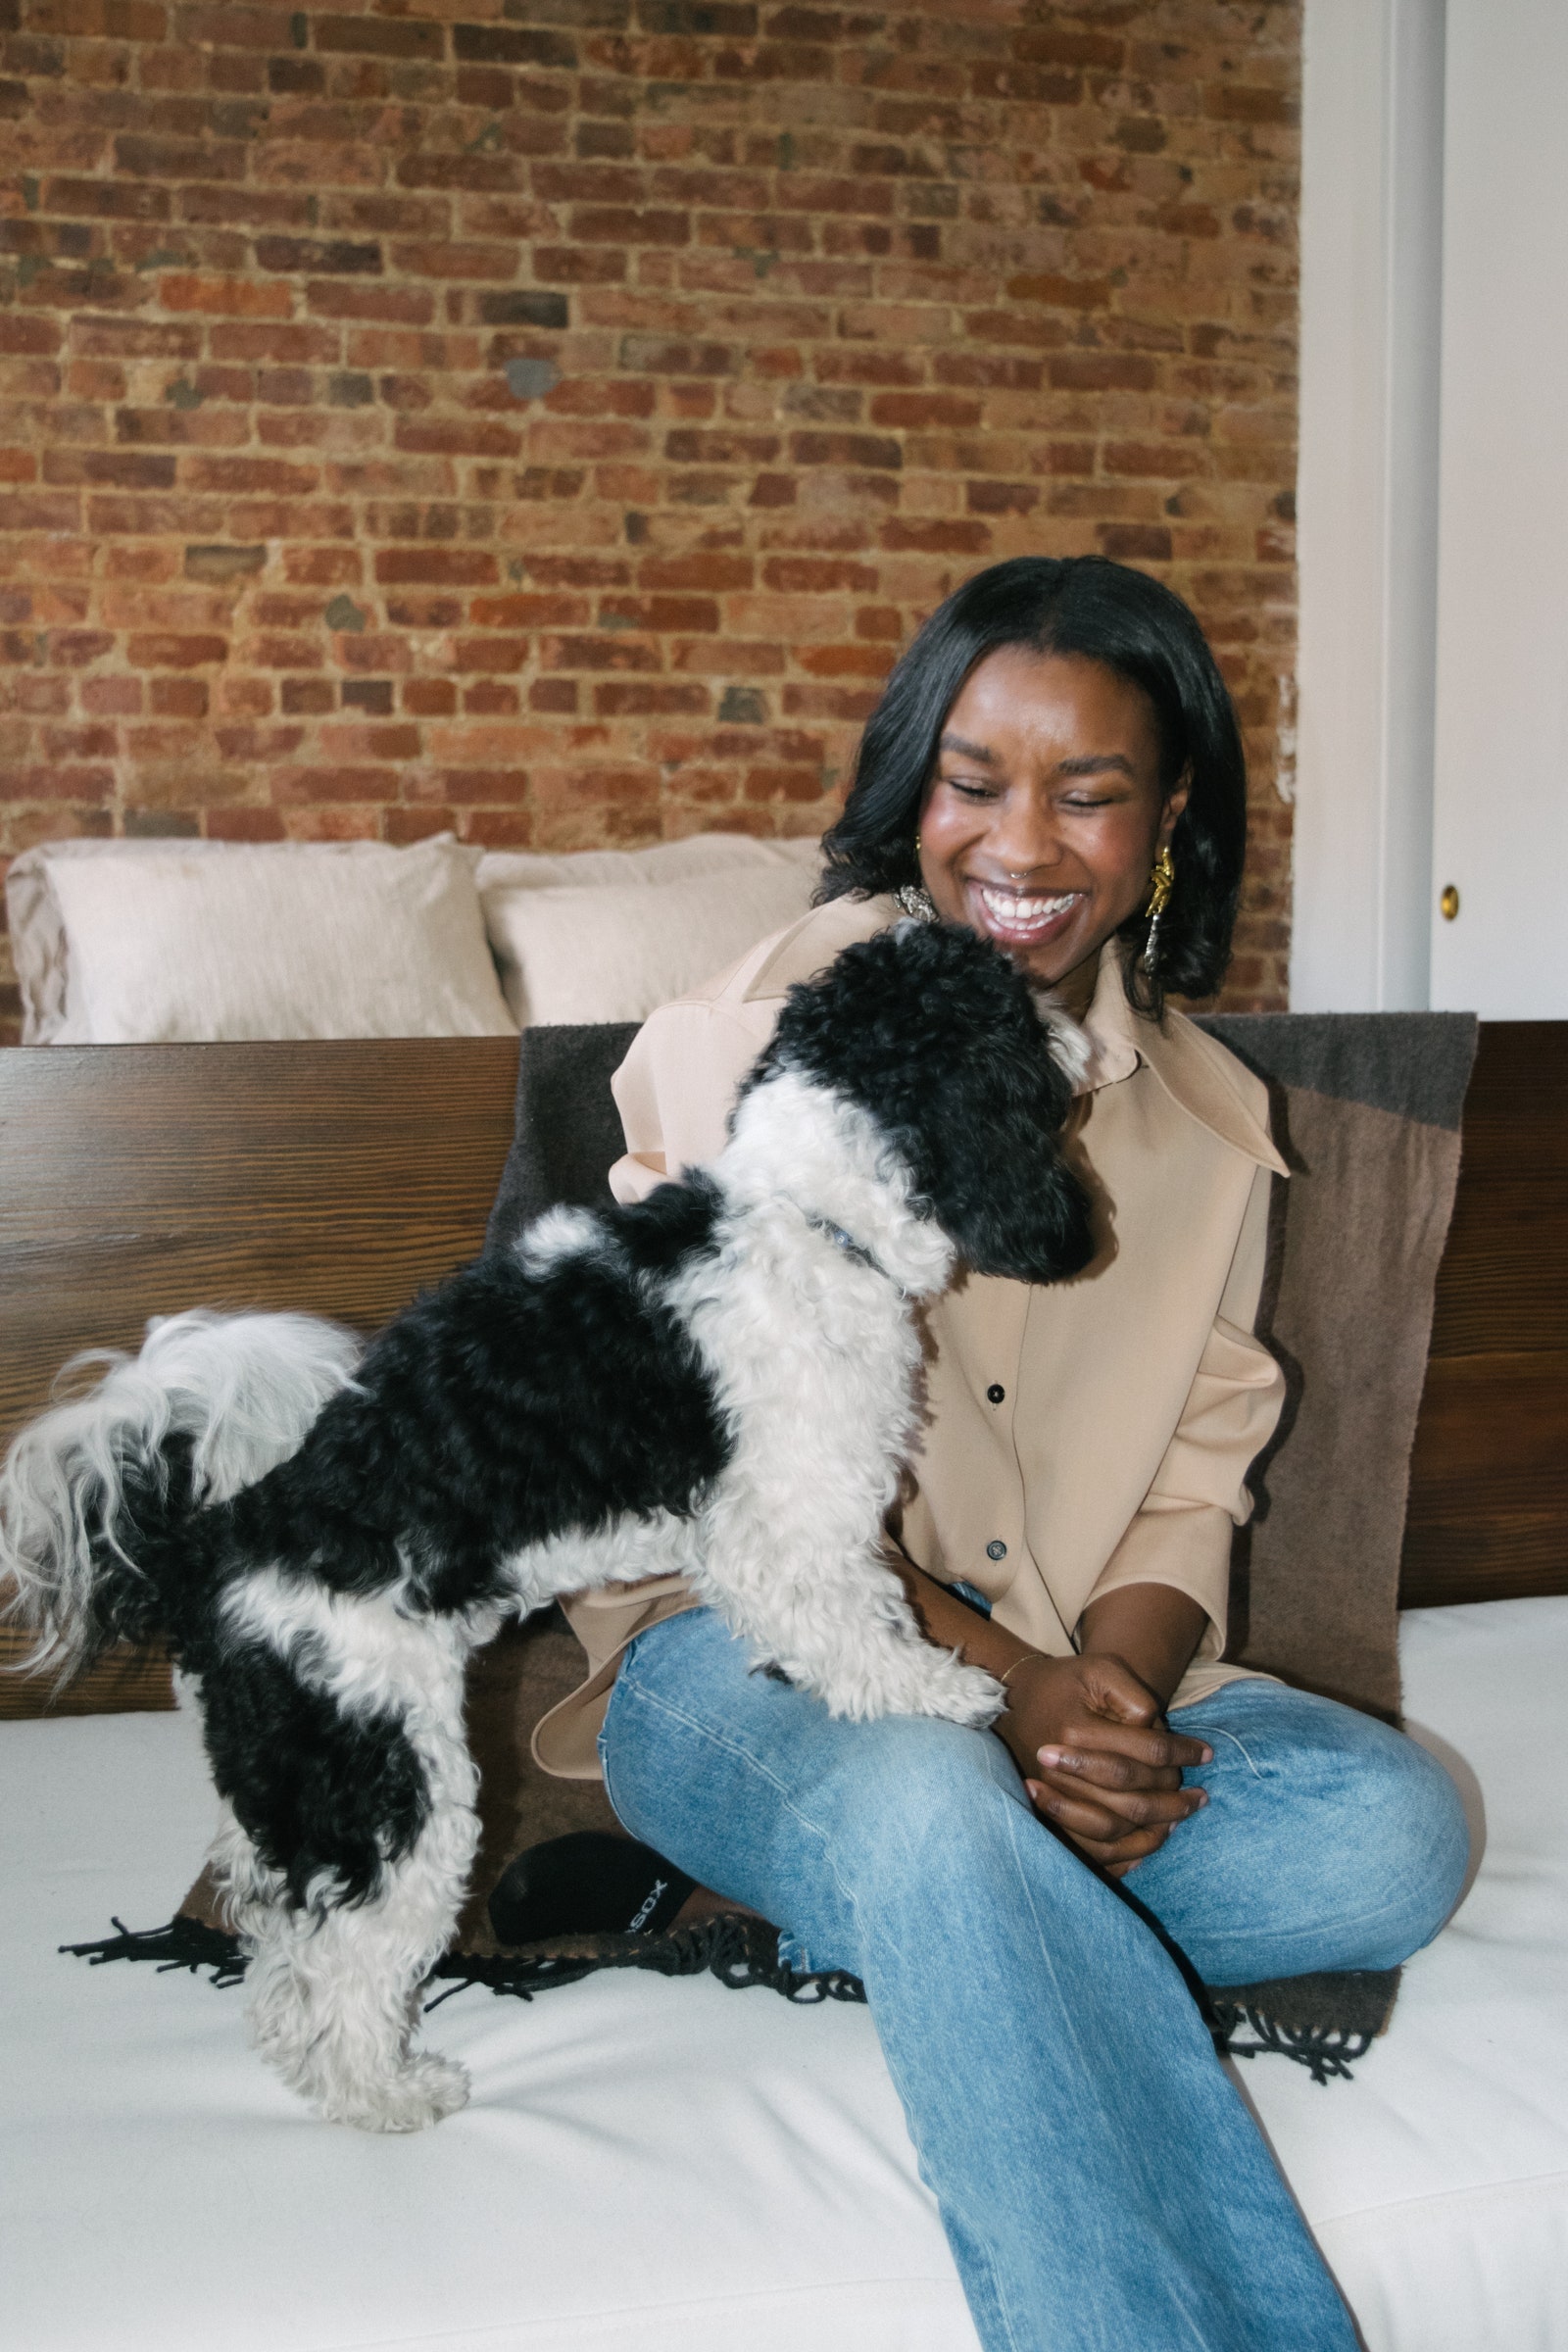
[0,0,1299,1040]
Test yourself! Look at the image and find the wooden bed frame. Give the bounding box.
[1,1024,1563,1710]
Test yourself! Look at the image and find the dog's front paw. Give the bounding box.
[323,2052,471,2134]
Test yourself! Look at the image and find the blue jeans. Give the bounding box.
[600,1607,1469,2352]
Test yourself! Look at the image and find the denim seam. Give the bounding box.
[609,1669,865,1971]
[1201,1726,1266,1778]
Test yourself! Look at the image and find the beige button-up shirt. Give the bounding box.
[535,895,1287,1778]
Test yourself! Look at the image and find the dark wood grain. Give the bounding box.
[0,1039,520,1716]
[0,1039,519,1448]
[1401,1353,1568,1605]
[1425,1023,1568,1356]
[1400,1022,1568,1607]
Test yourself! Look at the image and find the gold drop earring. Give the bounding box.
[895,832,940,924]
[1141,847,1175,972]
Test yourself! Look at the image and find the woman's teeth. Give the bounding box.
[974,885,1078,935]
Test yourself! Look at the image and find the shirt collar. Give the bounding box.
[1080,941,1287,1175]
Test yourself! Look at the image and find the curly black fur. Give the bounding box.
[750,921,1094,1282]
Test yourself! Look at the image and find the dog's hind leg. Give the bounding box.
[241,1815,477,2134]
[208,1585,482,2132]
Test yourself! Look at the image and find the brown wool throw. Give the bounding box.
[1198,1011,1478,1723]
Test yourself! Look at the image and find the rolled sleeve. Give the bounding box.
[608,997,769,1204]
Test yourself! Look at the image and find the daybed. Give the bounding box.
[1,983,1564,2348]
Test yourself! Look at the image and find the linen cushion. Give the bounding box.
[475,832,818,898]
[6,836,515,1045]
[480,850,818,1027]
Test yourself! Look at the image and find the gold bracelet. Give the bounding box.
[998,1653,1038,1689]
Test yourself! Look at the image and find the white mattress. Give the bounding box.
[3,1597,1565,2352]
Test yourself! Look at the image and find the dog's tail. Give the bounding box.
[0,1309,364,1682]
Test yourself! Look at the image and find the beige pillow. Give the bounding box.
[475,832,819,898]
[8,836,515,1044]
[484,860,819,1027]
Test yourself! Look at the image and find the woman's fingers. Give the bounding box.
[1025,1773,1204,1841]
[1024,1789,1173,1870]
[1036,1738,1208,1793]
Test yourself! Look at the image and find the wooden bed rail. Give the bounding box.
[0,1026,1563,1625]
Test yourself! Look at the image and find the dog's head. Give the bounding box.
[748,921,1096,1287]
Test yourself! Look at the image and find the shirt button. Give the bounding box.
[985,1540,1007,1562]
[986,1383,1005,1404]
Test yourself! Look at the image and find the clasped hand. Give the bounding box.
[996,1651,1212,1878]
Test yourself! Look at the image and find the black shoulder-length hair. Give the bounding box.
[817,555,1247,1013]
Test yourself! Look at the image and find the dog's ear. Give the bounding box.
[760,923,1098,1286]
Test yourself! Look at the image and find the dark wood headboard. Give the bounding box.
[1399,1021,1568,1606]
[0,1038,520,1449]
[0,1026,1563,1627]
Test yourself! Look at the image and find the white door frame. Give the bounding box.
[1291,0,1446,1012]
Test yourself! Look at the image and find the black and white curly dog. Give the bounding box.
[2,921,1093,2132]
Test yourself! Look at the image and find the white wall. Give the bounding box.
[1292,0,1446,1013]
[1428,0,1568,1017]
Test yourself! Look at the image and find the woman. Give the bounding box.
[538,558,1468,2350]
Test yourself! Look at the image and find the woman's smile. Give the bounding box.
[963,881,1084,952]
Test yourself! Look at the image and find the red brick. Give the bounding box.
[207,807,287,839]
[149,674,207,715]
[789,431,902,470]
[394,418,521,459]
[0,317,65,355]
[116,135,246,180]
[568,208,690,247]
[82,674,143,714]
[272,763,405,802]
[127,631,226,666]
[256,238,382,277]
[469,593,590,628]
[0,491,84,529]
[1005,273,1112,312]
[45,629,115,665]
[796,642,895,679]
[539,632,662,673]
[760,556,878,593]
[373,548,498,587]
[1097,523,1173,562]
[1210,84,1298,127]
[159,273,293,318]
[1048,354,1159,393]
[866,391,982,430]
[42,450,176,489]
[8,764,115,799]
[592,681,709,716]
[0,1,1300,1022]
[313,14,442,59]
[879,516,992,555]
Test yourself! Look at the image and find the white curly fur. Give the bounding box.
[0,1310,362,1679]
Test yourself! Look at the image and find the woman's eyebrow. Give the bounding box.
[937,731,998,764]
[1056,753,1136,778]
